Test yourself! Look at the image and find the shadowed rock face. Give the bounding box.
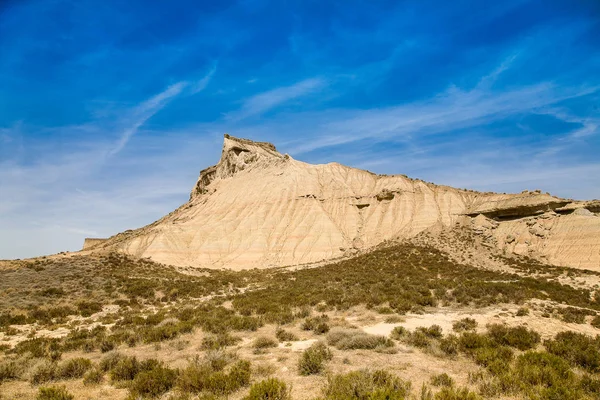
[85,135,600,271]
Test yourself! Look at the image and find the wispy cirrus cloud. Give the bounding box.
[108,67,217,156]
[108,81,188,156]
[226,77,326,121]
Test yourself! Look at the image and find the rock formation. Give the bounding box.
[85,135,600,270]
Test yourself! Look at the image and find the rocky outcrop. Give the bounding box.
[85,135,600,271]
[82,238,108,250]
[190,134,284,199]
[465,191,570,219]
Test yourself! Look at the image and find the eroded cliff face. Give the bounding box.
[87,135,600,270]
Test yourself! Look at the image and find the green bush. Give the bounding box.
[298,341,333,375]
[512,351,581,399]
[77,301,102,317]
[558,307,595,324]
[416,325,443,339]
[516,307,529,316]
[434,386,481,400]
[439,335,459,356]
[36,385,74,400]
[110,355,140,382]
[390,326,408,340]
[405,331,431,349]
[301,315,330,334]
[129,363,178,398]
[473,346,513,375]
[201,333,241,350]
[31,360,57,384]
[83,367,104,385]
[57,357,92,379]
[452,318,477,332]
[322,369,411,399]
[100,351,125,372]
[177,357,250,395]
[591,315,600,329]
[486,324,540,350]
[275,328,298,342]
[544,331,600,372]
[100,339,116,353]
[327,329,394,350]
[0,359,20,382]
[244,378,290,400]
[253,336,278,350]
[430,373,454,387]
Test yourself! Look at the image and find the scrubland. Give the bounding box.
[1,244,600,399]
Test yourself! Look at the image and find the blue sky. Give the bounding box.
[1,0,599,258]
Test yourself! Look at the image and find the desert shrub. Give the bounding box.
[13,337,61,359]
[376,306,394,314]
[384,315,404,323]
[83,367,103,385]
[100,339,116,353]
[439,334,460,356]
[177,357,250,395]
[327,329,394,350]
[434,386,481,399]
[129,363,178,398]
[301,315,330,334]
[253,336,278,351]
[512,351,582,399]
[139,321,194,343]
[390,326,408,340]
[31,360,57,384]
[430,373,454,387]
[100,351,125,372]
[452,318,477,332]
[486,324,540,350]
[298,341,333,375]
[110,355,140,382]
[405,330,431,348]
[41,287,65,297]
[516,307,529,316]
[77,301,102,317]
[275,328,298,342]
[244,377,290,400]
[473,346,513,375]
[558,307,595,324]
[57,357,92,379]
[457,332,492,353]
[544,331,600,372]
[416,325,443,339]
[0,359,20,382]
[581,374,600,396]
[36,385,74,400]
[591,315,600,329]
[201,333,241,350]
[322,369,411,399]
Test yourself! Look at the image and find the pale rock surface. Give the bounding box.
[86,135,600,270]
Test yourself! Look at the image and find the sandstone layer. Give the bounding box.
[85,135,600,270]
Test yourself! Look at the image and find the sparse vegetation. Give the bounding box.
[2,243,600,399]
[327,329,395,351]
[129,362,178,399]
[452,318,477,332]
[298,341,333,375]
[36,385,74,400]
[244,378,290,400]
[321,370,411,399]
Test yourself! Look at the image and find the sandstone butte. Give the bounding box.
[81,134,600,271]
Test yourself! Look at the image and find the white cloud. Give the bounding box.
[227,77,325,121]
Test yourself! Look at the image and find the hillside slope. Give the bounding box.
[85,135,600,270]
